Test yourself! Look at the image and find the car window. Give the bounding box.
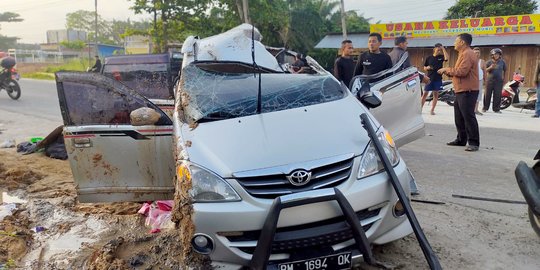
[179,63,345,123]
[62,81,156,125]
[103,63,170,99]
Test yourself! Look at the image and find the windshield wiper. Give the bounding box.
[197,111,238,123]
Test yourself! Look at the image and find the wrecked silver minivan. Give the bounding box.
[55,24,425,269]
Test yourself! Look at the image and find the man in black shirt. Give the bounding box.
[421,43,448,115]
[90,55,102,72]
[354,33,393,83]
[333,40,355,88]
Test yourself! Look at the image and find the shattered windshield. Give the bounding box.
[179,64,345,123]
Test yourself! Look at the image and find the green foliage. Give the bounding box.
[308,48,338,71]
[22,72,55,80]
[0,35,18,51]
[128,0,370,56]
[23,59,87,80]
[445,0,538,19]
[44,59,87,73]
[0,12,23,50]
[0,12,22,22]
[60,40,86,50]
[65,10,151,46]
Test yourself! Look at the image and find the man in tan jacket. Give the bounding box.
[438,33,480,151]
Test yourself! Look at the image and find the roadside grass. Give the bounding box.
[22,59,87,80]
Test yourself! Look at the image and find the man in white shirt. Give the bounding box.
[473,47,486,115]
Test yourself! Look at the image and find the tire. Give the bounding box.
[6,80,21,100]
[500,96,512,110]
[528,207,540,237]
[443,89,455,106]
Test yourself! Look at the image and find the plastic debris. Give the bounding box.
[30,137,44,143]
[0,139,15,148]
[32,226,46,233]
[138,200,174,233]
[0,203,17,221]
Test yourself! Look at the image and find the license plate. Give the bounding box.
[277,252,352,270]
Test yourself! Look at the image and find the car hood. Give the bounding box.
[179,95,378,177]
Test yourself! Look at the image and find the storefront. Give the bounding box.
[316,14,540,87]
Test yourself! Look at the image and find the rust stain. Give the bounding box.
[93,154,103,164]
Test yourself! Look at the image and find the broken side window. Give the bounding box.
[103,63,170,100]
[62,81,148,125]
[178,63,345,123]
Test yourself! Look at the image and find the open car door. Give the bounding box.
[351,64,425,147]
[55,72,175,203]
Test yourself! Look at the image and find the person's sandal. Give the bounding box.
[430,111,435,115]
[465,145,479,152]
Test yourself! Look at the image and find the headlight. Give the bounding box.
[357,129,399,179]
[177,162,241,202]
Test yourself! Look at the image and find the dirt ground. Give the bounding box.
[0,149,199,269]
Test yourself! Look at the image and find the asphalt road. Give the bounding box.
[0,79,62,122]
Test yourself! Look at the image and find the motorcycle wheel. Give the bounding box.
[6,80,21,100]
[529,207,540,237]
[500,96,512,110]
[444,90,455,106]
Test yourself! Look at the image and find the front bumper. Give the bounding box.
[193,158,414,268]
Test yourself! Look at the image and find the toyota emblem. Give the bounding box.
[287,169,312,186]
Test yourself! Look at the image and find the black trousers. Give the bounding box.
[483,80,503,112]
[454,91,480,147]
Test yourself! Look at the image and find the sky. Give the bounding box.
[0,0,539,44]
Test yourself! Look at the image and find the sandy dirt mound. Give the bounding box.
[0,210,33,264]
[0,148,200,269]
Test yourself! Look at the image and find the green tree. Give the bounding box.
[66,10,113,44]
[445,0,538,19]
[130,0,211,52]
[60,40,86,50]
[0,12,23,50]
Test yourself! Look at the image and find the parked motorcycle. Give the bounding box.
[0,57,21,100]
[512,88,537,111]
[501,73,524,110]
[424,80,455,106]
[515,149,540,237]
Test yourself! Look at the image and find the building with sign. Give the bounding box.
[316,14,540,87]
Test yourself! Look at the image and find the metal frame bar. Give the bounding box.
[248,188,374,270]
[360,113,442,270]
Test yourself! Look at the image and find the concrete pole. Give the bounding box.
[242,0,250,24]
[95,0,98,57]
[340,0,347,40]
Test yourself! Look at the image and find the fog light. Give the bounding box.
[393,200,406,217]
[191,234,214,254]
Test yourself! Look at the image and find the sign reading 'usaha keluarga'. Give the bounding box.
[370,14,540,39]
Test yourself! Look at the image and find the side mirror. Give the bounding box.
[358,90,382,109]
[130,107,162,126]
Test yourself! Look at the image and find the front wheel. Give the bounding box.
[500,96,512,110]
[6,80,21,100]
[529,207,540,237]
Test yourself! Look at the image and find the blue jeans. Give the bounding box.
[534,84,540,116]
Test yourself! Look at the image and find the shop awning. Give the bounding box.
[315,33,540,49]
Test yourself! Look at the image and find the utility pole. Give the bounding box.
[242,0,250,24]
[340,0,347,40]
[95,0,98,58]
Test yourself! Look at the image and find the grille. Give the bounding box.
[235,158,354,199]
[223,207,380,255]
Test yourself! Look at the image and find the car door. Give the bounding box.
[56,72,175,203]
[356,67,425,147]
